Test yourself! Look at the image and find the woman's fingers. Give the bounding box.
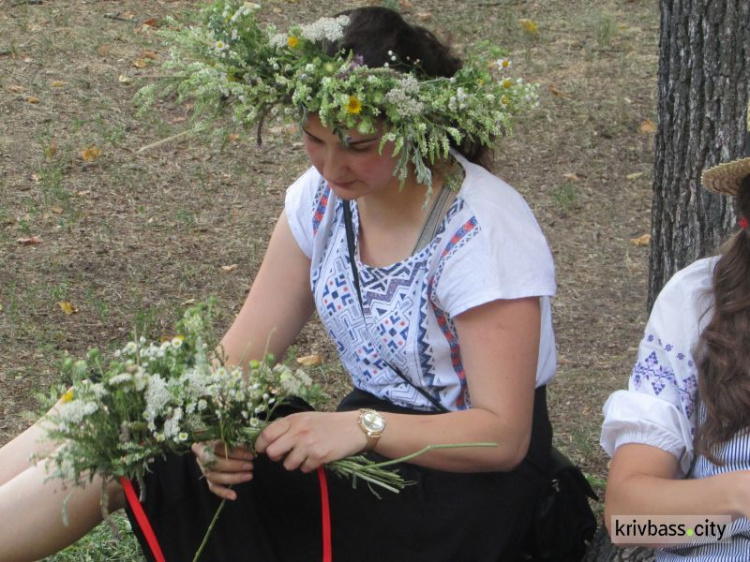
[191,441,255,501]
[254,418,291,455]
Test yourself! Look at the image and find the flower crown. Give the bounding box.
[139,1,539,190]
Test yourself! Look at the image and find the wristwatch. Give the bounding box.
[358,409,386,452]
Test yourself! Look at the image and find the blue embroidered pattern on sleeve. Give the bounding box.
[633,333,699,423]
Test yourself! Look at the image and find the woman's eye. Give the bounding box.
[347,142,374,153]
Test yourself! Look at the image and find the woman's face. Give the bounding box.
[302,114,402,200]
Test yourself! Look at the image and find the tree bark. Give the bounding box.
[649,0,750,309]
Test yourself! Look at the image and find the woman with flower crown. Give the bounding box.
[601,106,750,559]
[0,5,563,562]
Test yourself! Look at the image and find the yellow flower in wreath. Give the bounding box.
[346,95,362,115]
[287,36,299,48]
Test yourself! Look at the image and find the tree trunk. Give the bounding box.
[649,0,750,309]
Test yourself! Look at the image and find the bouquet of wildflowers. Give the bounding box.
[40,303,407,512]
[136,0,539,191]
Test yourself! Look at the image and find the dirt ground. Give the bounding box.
[0,0,658,503]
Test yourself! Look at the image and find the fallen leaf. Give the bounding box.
[399,0,414,8]
[519,19,539,34]
[549,85,572,99]
[133,58,149,68]
[563,173,581,182]
[121,11,136,20]
[27,96,40,104]
[50,206,63,215]
[58,301,78,315]
[17,236,42,245]
[45,142,58,157]
[415,12,432,21]
[9,84,25,93]
[76,190,91,196]
[50,80,66,88]
[142,18,159,28]
[139,50,158,60]
[81,146,102,162]
[227,134,240,142]
[626,172,644,180]
[181,298,196,306]
[118,74,133,84]
[630,234,651,247]
[297,354,323,366]
[31,173,41,182]
[221,264,239,273]
[98,44,110,57]
[0,303,3,313]
[640,119,657,134]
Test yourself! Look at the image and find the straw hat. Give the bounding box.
[701,100,750,196]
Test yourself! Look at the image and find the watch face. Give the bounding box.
[362,410,385,432]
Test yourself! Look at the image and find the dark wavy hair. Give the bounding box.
[327,6,493,169]
[694,175,750,462]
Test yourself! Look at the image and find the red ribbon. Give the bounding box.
[317,466,333,562]
[120,476,166,562]
[121,469,333,562]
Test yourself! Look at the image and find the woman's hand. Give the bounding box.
[191,441,255,501]
[255,411,367,473]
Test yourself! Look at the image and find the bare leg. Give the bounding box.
[0,460,125,562]
[0,420,60,487]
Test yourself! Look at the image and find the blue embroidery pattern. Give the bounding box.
[633,333,698,422]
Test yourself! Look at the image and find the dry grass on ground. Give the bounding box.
[1,0,657,529]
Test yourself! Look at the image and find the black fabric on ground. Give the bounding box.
[126,386,551,562]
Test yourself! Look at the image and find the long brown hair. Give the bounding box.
[695,175,750,462]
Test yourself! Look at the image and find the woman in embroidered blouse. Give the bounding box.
[0,7,557,562]
[602,146,750,559]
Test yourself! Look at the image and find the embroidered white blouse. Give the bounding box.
[285,152,557,412]
[601,256,750,560]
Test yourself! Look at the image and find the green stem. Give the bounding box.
[192,496,228,562]
[363,442,497,470]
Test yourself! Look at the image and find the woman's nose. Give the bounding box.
[323,149,346,180]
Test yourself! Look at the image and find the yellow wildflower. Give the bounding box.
[500,94,510,106]
[519,19,539,35]
[287,36,299,48]
[61,389,74,403]
[501,78,513,89]
[346,95,362,115]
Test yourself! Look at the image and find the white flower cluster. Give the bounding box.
[384,75,424,117]
[41,304,323,492]
[299,15,350,43]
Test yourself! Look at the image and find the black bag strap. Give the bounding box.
[342,200,448,413]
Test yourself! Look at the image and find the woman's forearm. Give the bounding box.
[373,407,532,472]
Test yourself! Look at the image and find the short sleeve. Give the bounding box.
[600,258,715,478]
[434,178,555,318]
[284,167,324,259]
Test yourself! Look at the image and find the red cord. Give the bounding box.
[120,470,331,562]
[317,466,333,562]
[120,476,166,562]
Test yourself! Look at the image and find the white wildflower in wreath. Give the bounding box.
[135,0,539,196]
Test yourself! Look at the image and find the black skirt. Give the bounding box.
[125,387,552,562]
